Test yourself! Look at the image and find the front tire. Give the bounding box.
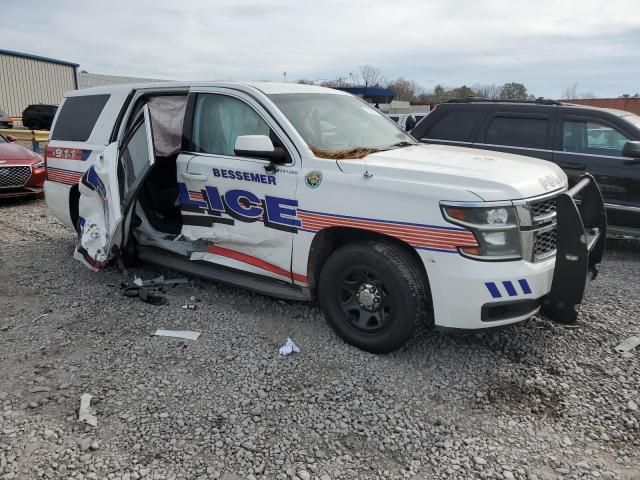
[318,240,430,353]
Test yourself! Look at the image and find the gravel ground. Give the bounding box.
[1,198,639,480]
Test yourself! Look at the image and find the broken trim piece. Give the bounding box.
[206,245,307,284]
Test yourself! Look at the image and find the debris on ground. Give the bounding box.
[133,274,189,287]
[279,337,300,356]
[614,335,640,354]
[78,393,98,427]
[181,304,197,310]
[153,329,201,341]
[31,313,48,323]
[122,285,167,305]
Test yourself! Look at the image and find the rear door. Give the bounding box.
[74,106,155,270]
[176,89,301,283]
[412,105,488,147]
[552,111,640,231]
[476,108,554,161]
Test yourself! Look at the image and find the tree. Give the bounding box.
[448,85,474,99]
[500,82,529,100]
[561,82,578,100]
[473,83,503,99]
[386,78,422,102]
[358,65,382,88]
[431,84,446,101]
[320,78,350,88]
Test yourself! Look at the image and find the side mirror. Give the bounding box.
[6,135,17,143]
[234,135,288,163]
[622,141,640,165]
[405,115,417,132]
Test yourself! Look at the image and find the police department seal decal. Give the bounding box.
[305,170,322,189]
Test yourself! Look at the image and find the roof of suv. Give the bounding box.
[440,98,635,118]
[66,81,347,98]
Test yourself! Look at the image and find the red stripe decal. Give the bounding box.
[207,246,307,284]
[298,211,477,250]
[47,167,83,185]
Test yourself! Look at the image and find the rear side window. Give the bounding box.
[486,116,549,149]
[51,95,110,142]
[423,110,483,142]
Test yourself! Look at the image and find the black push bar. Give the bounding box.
[541,173,606,323]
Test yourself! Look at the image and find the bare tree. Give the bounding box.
[358,65,382,88]
[473,83,503,99]
[561,82,578,99]
[386,78,422,102]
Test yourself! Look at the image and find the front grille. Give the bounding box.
[0,166,31,188]
[530,198,556,219]
[522,195,559,262]
[534,228,557,259]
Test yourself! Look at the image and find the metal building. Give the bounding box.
[0,49,78,117]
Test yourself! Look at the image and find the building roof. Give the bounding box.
[335,86,395,98]
[0,48,79,68]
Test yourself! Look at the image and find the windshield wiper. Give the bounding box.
[383,141,416,150]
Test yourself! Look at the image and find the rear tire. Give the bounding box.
[318,240,430,353]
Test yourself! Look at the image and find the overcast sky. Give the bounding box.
[2,0,639,98]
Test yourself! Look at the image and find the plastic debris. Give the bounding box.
[181,304,197,310]
[279,338,300,356]
[78,393,98,427]
[133,275,188,287]
[32,313,48,323]
[123,286,167,305]
[614,336,640,354]
[153,329,201,341]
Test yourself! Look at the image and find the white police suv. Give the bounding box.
[44,82,606,353]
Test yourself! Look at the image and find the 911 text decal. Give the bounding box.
[178,183,300,233]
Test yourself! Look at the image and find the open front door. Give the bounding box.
[74,106,155,270]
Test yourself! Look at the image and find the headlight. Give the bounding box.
[441,204,521,260]
[32,160,45,168]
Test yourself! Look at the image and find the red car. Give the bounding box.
[0,134,45,198]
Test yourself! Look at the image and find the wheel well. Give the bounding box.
[306,227,429,298]
[69,184,80,231]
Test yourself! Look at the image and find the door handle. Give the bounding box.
[181,172,208,181]
[558,162,586,170]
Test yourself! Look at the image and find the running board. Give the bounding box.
[137,246,310,301]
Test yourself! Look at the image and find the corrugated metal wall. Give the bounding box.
[0,53,76,116]
[79,72,165,89]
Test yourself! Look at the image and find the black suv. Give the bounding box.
[411,99,640,237]
[22,104,58,130]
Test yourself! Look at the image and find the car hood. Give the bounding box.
[336,144,567,201]
[0,143,39,163]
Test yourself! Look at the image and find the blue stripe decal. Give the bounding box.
[502,281,518,297]
[518,279,532,295]
[485,282,502,298]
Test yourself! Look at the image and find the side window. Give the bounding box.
[192,94,270,157]
[120,121,151,192]
[389,116,399,122]
[486,116,549,149]
[51,95,110,142]
[424,110,483,142]
[562,120,630,157]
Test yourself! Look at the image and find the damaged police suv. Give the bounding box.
[45,82,606,353]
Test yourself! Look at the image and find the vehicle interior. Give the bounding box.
[125,94,188,238]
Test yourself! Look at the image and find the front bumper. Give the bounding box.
[0,186,43,198]
[421,174,605,330]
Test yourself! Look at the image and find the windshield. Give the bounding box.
[622,114,640,129]
[269,93,416,158]
[0,135,6,144]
